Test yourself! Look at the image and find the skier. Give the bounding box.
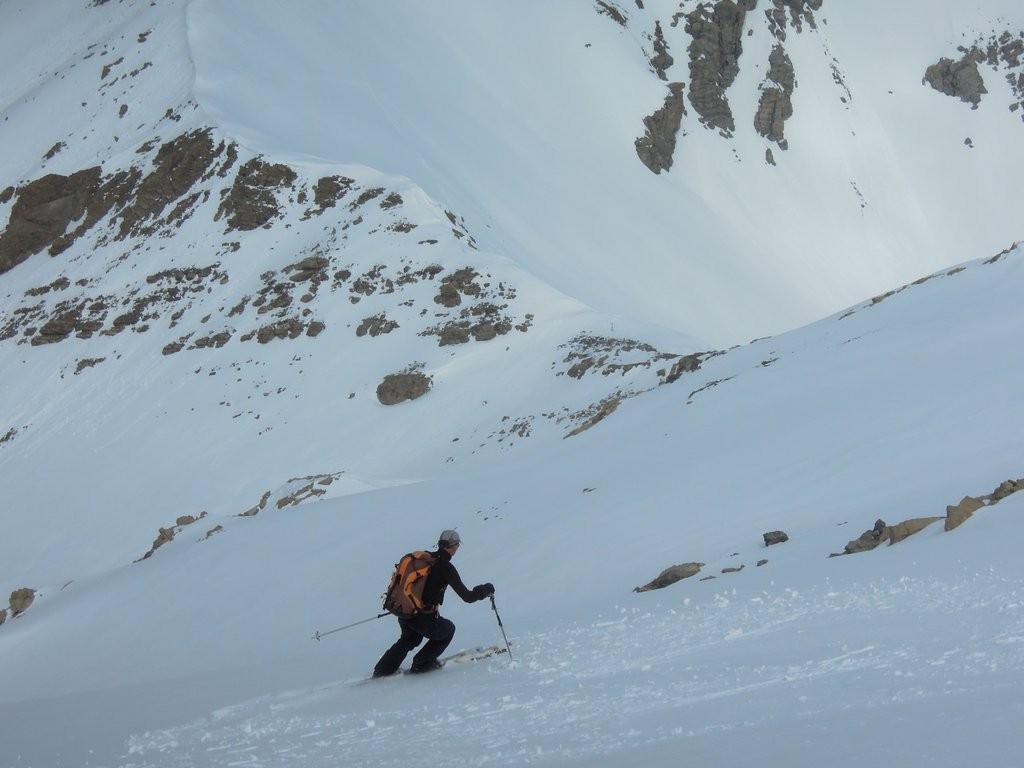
[373,529,494,677]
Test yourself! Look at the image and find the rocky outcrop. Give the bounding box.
[766,0,822,42]
[836,516,941,554]
[945,495,985,532]
[635,82,687,174]
[377,370,432,405]
[649,20,674,80]
[119,130,226,238]
[924,54,987,109]
[887,516,943,544]
[834,476,1024,554]
[755,45,796,149]
[683,0,755,136]
[357,313,399,337]
[9,587,36,617]
[0,169,102,274]
[634,562,704,592]
[135,513,206,561]
[595,1,628,27]
[945,477,1024,531]
[840,518,888,554]
[216,157,297,232]
[763,530,789,546]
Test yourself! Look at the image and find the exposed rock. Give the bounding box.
[663,352,709,384]
[240,490,272,517]
[595,0,628,26]
[256,318,305,343]
[0,168,101,274]
[433,267,482,307]
[992,478,1024,502]
[0,608,6,625]
[74,357,106,374]
[842,518,888,554]
[118,130,222,238]
[635,82,687,173]
[135,512,206,561]
[887,516,942,544]
[302,175,354,218]
[684,0,755,135]
[377,370,432,405]
[9,587,36,616]
[216,156,297,231]
[634,562,704,592]
[348,186,385,211]
[945,495,986,532]
[722,564,745,574]
[190,331,232,349]
[766,0,822,41]
[565,395,621,438]
[924,54,987,109]
[757,558,768,567]
[560,334,677,379]
[380,192,403,210]
[356,313,399,337]
[763,530,789,546]
[650,20,674,80]
[755,44,795,149]
[31,308,83,346]
[437,322,472,346]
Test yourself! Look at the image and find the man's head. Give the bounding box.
[438,529,461,552]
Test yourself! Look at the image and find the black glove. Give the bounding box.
[472,583,495,600]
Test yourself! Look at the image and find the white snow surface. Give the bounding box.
[1,1,1023,766]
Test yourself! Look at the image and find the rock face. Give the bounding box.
[0,168,102,274]
[216,157,297,231]
[684,0,755,136]
[924,54,988,108]
[650,20,674,80]
[635,82,687,174]
[766,0,823,41]
[755,45,796,149]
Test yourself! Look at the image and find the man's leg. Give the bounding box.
[410,615,455,671]
[372,619,424,677]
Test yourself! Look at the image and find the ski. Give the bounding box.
[439,642,511,665]
[356,643,512,685]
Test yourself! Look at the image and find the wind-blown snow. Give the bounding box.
[1,1,1023,767]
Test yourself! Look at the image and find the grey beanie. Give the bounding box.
[438,529,461,547]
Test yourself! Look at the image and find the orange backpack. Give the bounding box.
[383,551,438,616]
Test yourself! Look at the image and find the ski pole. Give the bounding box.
[312,612,389,642]
[489,595,513,661]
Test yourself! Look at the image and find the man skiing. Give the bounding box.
[373,529,494,677]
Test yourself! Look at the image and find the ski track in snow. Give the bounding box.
[122,573,1024,767]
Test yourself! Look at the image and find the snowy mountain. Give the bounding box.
[1,1,1023,766]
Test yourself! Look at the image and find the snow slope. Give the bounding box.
[2,247,1023,767]
[1,1,1024,766]
[188,0,1024,344]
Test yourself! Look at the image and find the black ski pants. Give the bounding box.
[373,613,455,676]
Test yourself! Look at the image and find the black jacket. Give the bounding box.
[422,548,480,609]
